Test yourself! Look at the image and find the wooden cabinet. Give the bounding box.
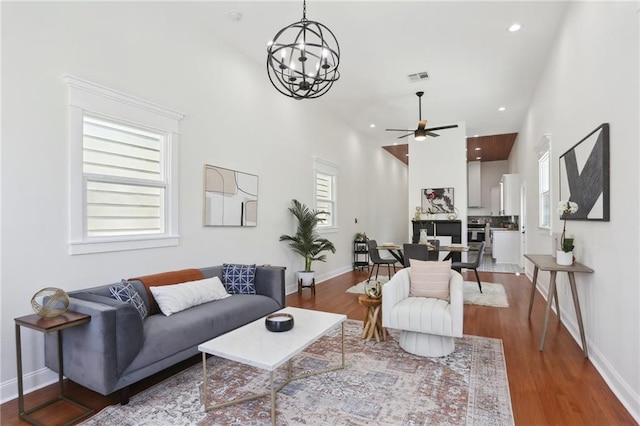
[353,240,369,270]
[491,186,500,216]
[411,220,462,262]
[491,230,520,263]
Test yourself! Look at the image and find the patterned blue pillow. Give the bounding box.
[110,280,148,319]
[222,264,257,295]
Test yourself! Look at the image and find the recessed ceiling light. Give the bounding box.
[508,23,521,32]
[473,134,480,137]
[475,157,481,160]
[475,147,481,151]
[370,124,376,128]
[498,106,507,111]
[393,142,398,145]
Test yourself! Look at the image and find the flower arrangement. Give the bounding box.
[557,200,579,252]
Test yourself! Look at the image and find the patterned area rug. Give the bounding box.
[347,279,509,308]
[81,321,514,425]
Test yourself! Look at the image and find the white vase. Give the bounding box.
[419,229,428,244]
[556,250,573,266]
[298,271,315,285]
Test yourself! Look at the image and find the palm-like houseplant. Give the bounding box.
[279,199,336,274]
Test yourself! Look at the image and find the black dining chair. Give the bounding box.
[367,240,398,280]
[452,241,486,293]
[403,240,441,267]
[402,244,429,267]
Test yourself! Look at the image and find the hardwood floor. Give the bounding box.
[1,270,636,425]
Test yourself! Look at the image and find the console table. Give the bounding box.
[524,254,594,358]
[15,311,93,425]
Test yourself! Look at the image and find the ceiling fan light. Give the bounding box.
[414,130,427,141]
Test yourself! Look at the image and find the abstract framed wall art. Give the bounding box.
[559,123,610,221]
[203,165,258,226]
[421,187,455,214]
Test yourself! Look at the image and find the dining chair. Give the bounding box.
[402,244,429,267]
[367,240,398,280]
[451,241,486,293]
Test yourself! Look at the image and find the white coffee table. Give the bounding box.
[198,306,347,425]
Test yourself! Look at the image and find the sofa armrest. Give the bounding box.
[449,270,464,337]
[382,268,411,327]
[254,265,286,308]
[44,293,144,395]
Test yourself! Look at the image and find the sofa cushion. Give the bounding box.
[222,263,256,294]
[109,280,148,319]
[409,259,451,301]
[149,277,231,316]
[131,269,205,315]
[123,294,280,374]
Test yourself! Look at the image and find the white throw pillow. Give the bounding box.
[149,276,231,316]
[409,259,451,301]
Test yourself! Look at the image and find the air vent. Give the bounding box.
[407,71,429,83]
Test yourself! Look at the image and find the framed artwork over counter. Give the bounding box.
[559,123,610,221]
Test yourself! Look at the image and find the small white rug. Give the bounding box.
[347,279,509,308]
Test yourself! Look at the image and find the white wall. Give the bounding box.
[408,123,468,246]
[513,2,640,420]
[0,2,406,400]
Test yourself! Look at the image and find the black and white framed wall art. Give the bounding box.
[421,187,455,214]
[559,123,610,221]
[203,165,258,226]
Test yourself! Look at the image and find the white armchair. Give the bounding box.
[382,267,464,357]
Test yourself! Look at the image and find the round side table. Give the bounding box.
[358,294,387,342]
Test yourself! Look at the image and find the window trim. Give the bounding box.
[313,158,338,233]
[65,75,185,254]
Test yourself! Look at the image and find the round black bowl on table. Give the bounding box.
[265,313,294,332]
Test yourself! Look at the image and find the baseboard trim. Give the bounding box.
[0,367,58,404]
[526,268,640,423]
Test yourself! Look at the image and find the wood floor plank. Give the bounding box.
[1,269,635,425]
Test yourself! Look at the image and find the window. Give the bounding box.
[65,75,184,254]
[314,158,338,229]
[538,135,551,230]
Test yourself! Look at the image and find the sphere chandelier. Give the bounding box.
[266,0,340,100]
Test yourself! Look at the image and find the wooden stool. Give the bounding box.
[358,294,386,342]
[298,277,315,295]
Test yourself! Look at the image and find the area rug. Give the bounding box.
[347,279,509,308]
[81,320,514,426]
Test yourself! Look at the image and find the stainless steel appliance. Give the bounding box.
[467,223,486,243]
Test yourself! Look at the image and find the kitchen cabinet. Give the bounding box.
[491,229,520,263]
[491,186,500,216]
[468,161,481,207]
[500,174,520,216]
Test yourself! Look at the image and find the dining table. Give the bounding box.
[377,243,470,267]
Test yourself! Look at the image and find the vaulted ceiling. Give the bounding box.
[205,1,568,149]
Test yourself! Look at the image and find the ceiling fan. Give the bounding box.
[385,91,458,141]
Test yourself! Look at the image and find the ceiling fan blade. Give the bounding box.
[396,132,414,139]
[386,128,413,132]
[426,132,440,137]
[425,124,459,132]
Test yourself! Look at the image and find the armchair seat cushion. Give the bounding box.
[386,297,453,337]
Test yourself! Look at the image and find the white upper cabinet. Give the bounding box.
[500,174,520,216]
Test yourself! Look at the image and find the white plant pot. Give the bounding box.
[556,250,573,266]
[298,271,315,285]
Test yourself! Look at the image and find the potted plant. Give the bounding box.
[354,232,367,242]
[280,199,336,284]
[557,200,579,265]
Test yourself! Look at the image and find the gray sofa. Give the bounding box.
[44,265,285,404]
